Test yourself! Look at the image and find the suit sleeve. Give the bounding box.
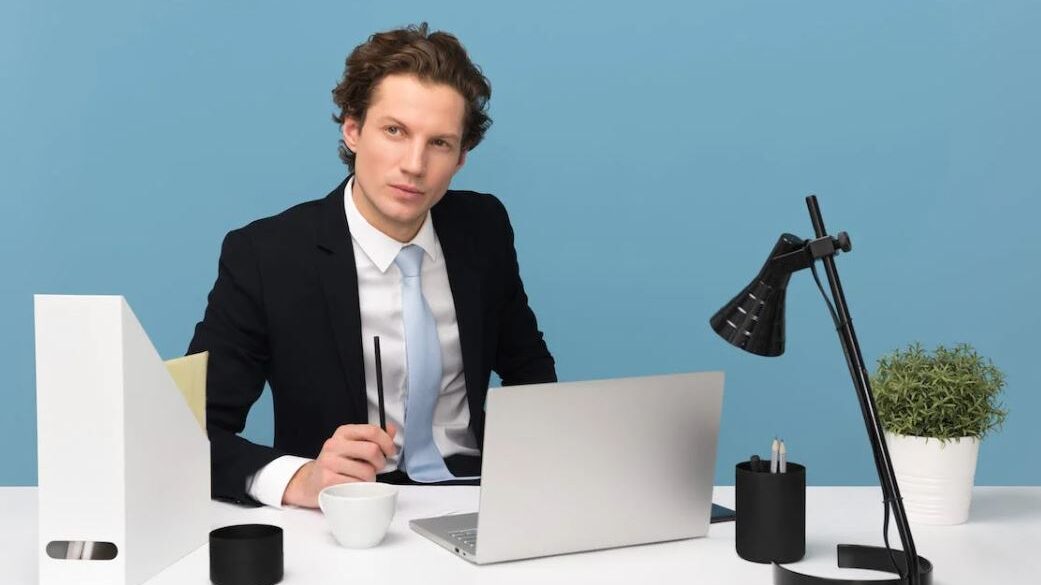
[188,228,286,506]
[492,201,558,386]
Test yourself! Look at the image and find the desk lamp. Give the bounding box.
[710,195,932,585]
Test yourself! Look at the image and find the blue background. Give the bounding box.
[2,1,1038,486]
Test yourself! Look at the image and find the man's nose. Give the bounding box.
[400,140,426,176]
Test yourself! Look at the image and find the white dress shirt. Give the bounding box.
[245,178,479,508]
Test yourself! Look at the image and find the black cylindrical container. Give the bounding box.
[209,524,283,585]
[735,461,806,564]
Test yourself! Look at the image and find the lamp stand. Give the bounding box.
[772,196,932,585]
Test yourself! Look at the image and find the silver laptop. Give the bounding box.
[409,371,724,564]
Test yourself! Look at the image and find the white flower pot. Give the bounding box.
[884,432,980,525]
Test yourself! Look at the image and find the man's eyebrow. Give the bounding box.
[375,115,408,129]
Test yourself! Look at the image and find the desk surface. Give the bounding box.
[3,486,1039,584]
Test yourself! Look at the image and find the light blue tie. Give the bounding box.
[395,244,455,482]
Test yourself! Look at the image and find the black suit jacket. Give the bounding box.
[188,178,556,505]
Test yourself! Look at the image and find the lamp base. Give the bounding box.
[773,545,932,585]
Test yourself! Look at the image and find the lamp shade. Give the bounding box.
[709,234,805,357]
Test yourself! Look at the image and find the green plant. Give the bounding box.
[871,343,1007,441]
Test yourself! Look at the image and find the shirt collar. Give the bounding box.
[343,176,439,273]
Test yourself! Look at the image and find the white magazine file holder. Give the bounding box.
[34,295,210,585]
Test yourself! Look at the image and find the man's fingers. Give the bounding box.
[316,453,378,483]
[325,433,393,464]
[334,440,387,470]
[333,424,397,456]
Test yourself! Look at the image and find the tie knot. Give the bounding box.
[394,244,425,278]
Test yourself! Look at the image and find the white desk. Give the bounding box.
[3,486,1039,584]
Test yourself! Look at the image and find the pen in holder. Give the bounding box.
[735,460,806,564]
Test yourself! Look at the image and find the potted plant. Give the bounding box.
[871,343,1007,525]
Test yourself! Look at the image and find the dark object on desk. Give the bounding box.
[711,503,736,523]
[735,460,805,563]
[774,545,934,585]
[210,524,283,585]
[710,195,932,585]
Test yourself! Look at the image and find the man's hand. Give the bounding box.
[282,424,397,508]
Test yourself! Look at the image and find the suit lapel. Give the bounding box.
[432,202,485,424]
[315,179,369,421]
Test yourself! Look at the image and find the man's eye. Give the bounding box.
[385,126,400,135]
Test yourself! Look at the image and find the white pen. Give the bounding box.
[779,440,787,473]
[770,438,779,474]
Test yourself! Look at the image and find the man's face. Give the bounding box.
[343,73,468,242]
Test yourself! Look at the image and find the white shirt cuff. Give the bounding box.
[245,455,313,509]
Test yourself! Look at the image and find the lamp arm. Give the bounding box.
[804,195,924,585]
[768,233,850,278]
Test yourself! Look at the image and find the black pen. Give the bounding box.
[374,336,386,431]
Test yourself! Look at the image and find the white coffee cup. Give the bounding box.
[318,482,398,548]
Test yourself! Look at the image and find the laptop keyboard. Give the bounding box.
[448,528,478,549]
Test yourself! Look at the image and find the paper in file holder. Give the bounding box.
[34,295,210,585]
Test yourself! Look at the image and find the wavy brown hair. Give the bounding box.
[332,23,492,171]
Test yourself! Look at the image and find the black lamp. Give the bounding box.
[711,195,933,585]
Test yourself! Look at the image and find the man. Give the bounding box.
[188,23,556,509]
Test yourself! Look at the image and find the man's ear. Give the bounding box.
[342,116,362,152]
[456,147,468,170]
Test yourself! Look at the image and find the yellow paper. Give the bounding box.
[164,352,208,431]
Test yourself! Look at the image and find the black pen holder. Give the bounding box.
[210,524,283,585]
[735,460,805,564]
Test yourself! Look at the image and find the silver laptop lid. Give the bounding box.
[475,371,724,563]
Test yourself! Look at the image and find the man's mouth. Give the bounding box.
[390,183,424,196]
